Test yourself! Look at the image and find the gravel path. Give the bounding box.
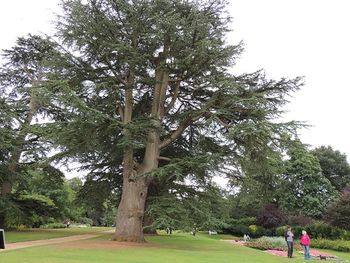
[1,230,114,251]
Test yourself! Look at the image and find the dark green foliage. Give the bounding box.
[276,225,287,237]
[75,177,118,226]
[49,0,302,186]
[5,166,73,227]
[286,214,314,227]
[0,35,63,228]
[1,0,305,233]
[304,223,344,240]
[312,146,350,191]
[7,193,58,228]
[277,139,335,217]
[222,217,255,235]
[248,224,272,238]
[324,187,350,230]
[146,181,230,231]
[40,222,67,228]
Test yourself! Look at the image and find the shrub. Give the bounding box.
[40,223,67,229]
[276,226,287,237]
[341,230,350,240]
[78,217,93,226]
[249,225,270,238]
[293,225,303,238]
[312,239,350,253]
[324,188,350,230]
[257,203,284,229]
[223,224,248,236]
[305,223,344,240]
[287,214,314,226]
[238,217,257,226]
[223,217,256,236]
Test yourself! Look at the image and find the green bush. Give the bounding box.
[312,238,350,252]
[226,217,256,226]
[246,236,286,251]
[341,230,350,240]
[248,225,270,237]
[226,224,248,236]
[238,217,257,226]
[78,217,93,226]
[276,226,287,237]
[40,223,67,229]
[305,223,344,239]
[224,218,257,236]
[293,225,303,238]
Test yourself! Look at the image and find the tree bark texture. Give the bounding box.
[113,176,149,242]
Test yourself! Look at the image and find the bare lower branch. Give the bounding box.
[158,156,171,161]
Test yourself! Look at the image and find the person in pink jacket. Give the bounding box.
[300,230,311,260]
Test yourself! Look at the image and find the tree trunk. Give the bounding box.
[0,181,12,229]
[113,176,149,242]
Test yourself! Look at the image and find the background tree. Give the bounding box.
[0,35,59,228]
[75,176,118,226]
[312,146,350,191]
[324,187,350,230]
[44,0,303,242]
[8,166,68,227]
[277,139,335,218]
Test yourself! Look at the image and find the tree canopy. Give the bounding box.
[0,0,318,241]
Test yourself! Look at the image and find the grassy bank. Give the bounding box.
[2,232,350,263]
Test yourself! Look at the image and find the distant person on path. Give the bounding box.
[243,234,251,242]
[192,227,197,236]
[284,226,294,258]
[300,230,311,260]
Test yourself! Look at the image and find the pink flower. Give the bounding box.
[266,250,288,257]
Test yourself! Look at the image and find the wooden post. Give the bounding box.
[0,229,5,249]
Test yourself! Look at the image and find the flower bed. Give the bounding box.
[309,249,337,258]
[265,250,288,257]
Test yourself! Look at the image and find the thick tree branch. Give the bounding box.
[159,113,204,150]
[165,79,181,115]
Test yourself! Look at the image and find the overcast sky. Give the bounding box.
[1,0,349,161]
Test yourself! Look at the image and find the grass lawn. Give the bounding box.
[1,232,349,263]
[5,227,113,243]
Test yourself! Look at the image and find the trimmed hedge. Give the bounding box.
[312,238,350,253]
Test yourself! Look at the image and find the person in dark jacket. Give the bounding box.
[284,226,294,258]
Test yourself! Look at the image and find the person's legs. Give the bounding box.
[305,245,310,259]
[287,242,293,258]
[303,245,307,259]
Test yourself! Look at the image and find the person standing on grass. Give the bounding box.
[300,230,311,260]
[284,226,294,258]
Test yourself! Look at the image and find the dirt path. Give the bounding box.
[2,230,115,251]
[3,234,101,251]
